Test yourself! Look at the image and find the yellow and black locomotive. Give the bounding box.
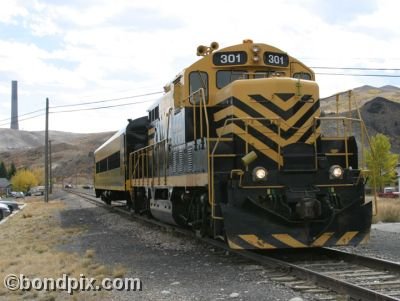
[94,40,372,249]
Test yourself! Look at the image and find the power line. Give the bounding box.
[0,108,45,123]
[312,66,400,71]
[0,112,45,128]
[51,91,163,109]
[50,98,155,114]
[0,90,162,124]
[315,72,400,78]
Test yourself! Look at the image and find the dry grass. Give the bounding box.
[0,198,126,300]
[372,198,400,223]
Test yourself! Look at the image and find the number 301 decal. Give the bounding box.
[213,51,247,66]
[264,51,289,67]
[220,54,242,64]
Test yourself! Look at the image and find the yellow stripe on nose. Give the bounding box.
[359,233,370,245]
[335,231,358,245]
[272,234,307,248]
[311,232,334,247]
[239,234,276,249]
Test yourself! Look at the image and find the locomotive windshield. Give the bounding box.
[216,70,248,89]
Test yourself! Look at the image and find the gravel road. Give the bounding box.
[55,191,400,301]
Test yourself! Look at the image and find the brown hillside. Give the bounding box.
[322,96,400,153]
[0,130,113,185]
[320,85,400,113]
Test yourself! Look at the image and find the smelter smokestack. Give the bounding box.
[10,80,19,130]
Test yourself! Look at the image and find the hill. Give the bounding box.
[0,129,113,185]
[322,96,400,153]
[320,85,400,113]
[360,97,400,152]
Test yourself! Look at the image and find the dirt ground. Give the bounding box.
[1,190,399,301]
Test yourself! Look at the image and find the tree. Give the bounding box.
[32,168,44,185]
[0,161,7,178]
[10,169,39,193]
[7,162,16,180]
[366,134,399,192]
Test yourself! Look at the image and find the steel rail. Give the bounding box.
[65,189,400,300]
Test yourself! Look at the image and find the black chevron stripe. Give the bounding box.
[232,119,279,152]
[220,129,281,167]
[249,94,310,120]
[217,116,279,153]
[298,120,321,143]
[275,93,295,102]
[215,97,320,140]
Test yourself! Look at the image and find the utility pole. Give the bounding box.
[44,98,49,203]
[49,139,52,194]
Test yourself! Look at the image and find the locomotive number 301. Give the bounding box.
[264,51,289,67]
[213,51,247,66]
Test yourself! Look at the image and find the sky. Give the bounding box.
[0,0,399,133]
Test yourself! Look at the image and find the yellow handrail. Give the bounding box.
[128,139,167,187]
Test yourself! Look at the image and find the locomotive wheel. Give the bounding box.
[101,193,111,205]
[132,188,151,216]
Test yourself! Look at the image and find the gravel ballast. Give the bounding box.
[56,191,400,300]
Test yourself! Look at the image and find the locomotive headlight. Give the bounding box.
[252,55,260,63]
[329,165,343,179]
[253,167,268,181]
[252,45,260,53]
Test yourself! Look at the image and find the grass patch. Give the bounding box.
[0,197,123,300]
[372,198,400,223]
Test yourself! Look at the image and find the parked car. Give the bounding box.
[65,184,73,188]
[0,199,19,213]
[0,203,11,220]
[82,184,93,189]
[378,187,400,199]
[14,191,25,198]
[28,186,45,196]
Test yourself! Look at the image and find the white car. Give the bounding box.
[0,203,11,220]
[0,199,20,212]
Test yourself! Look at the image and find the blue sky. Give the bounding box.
[0,0,399,133]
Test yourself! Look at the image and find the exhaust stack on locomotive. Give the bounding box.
[94,40,372,249]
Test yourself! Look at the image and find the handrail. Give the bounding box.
[128,139,168,187]
[317,96,377,215]
[211,116,282,165]
[315,116,364,169]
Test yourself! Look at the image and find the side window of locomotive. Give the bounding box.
[293,72,312,80]
[216,70,248,89]
[148,106,160,122]
[154,106,159,119]
[189,71,208,104]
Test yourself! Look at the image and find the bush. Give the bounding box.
[10,169,39,193]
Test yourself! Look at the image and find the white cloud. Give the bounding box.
[0,0,398,132]
[0,0,28,25]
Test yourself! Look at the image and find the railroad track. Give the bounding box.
[66,189,400,301]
